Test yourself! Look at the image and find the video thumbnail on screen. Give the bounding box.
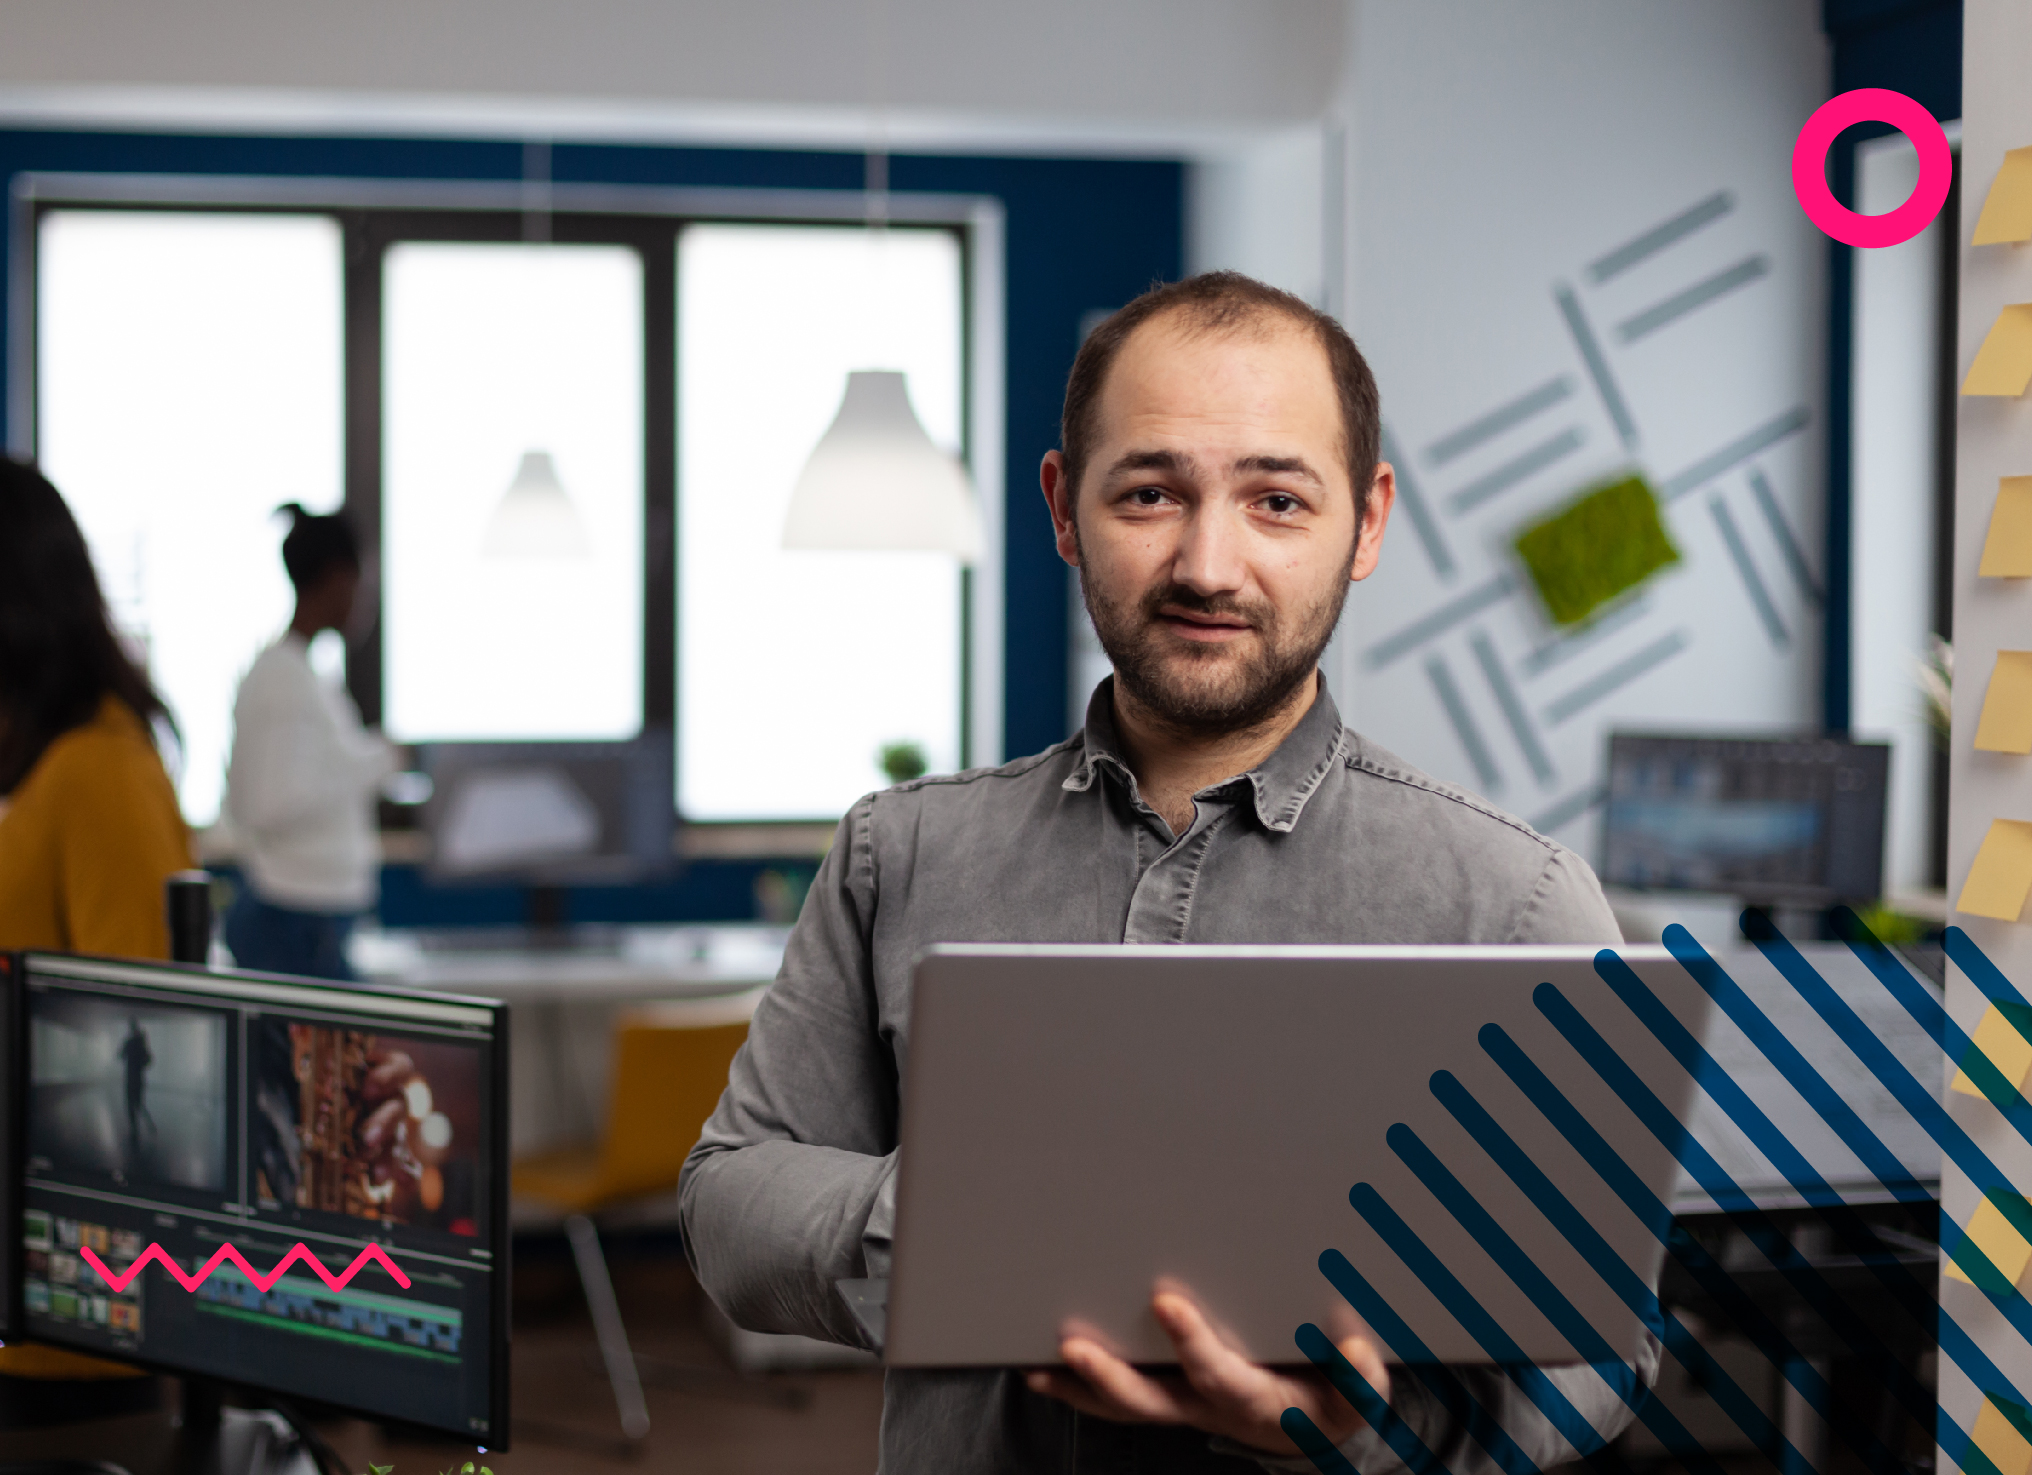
[251,1020,482,1236]
[28,995,229,1194]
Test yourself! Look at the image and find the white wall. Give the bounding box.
[1332,0,1829,864]
[1189,126,1331,304]
[0,0,1343,155]
[1942,4,2032,1467]
[1852,130,1949,895]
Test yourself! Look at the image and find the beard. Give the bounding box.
[1077,533,1356,739]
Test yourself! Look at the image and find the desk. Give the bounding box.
[350,924,788,1172]
[349,923,790,1005]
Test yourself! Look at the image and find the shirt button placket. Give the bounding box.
[1120,801,1228,944]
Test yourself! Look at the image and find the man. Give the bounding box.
[120,1016,153,1159]
[681,272,1649,1472]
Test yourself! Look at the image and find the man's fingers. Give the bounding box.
[1154,1293,1267,1408]
[1024,1369,1125,1421]
[1337,1333,1390,1409]
[1057,1338,1197,1423]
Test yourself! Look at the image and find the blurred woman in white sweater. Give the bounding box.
[223,504,394,979]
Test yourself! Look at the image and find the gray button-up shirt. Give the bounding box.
[681,678,1652,1474]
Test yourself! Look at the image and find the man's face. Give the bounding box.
[1042,313,1393,736]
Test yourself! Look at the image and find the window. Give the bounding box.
[676,223,967,822]
[381,242,645,742]
[27,191,989,835]
[36,210,345,825]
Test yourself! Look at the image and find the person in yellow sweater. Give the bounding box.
[0,456,191,959]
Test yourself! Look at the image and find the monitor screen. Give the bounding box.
[1601,733,1890,905]
[17,952,508,1443]
[0,955,18,1338]
[419,730,675,883]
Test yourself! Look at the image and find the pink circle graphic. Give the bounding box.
[1792,88,1952,247]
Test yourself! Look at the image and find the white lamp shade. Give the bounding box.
[782,370,983,561]
[483,449,591,557]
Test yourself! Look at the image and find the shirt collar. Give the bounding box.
[1063,673,1348,834]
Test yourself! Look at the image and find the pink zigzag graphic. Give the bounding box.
[78,1241,412,1295]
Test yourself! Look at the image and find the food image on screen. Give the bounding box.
[28,994,229,1193]
[250,1020,481,1236]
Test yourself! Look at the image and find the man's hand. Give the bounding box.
[1023,1289,1390,1458]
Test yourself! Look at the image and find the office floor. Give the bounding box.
[0,1244,885,1475]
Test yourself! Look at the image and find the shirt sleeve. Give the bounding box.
[1504,846,1624,945]
[54,739,192,960]
[227,658,395,835]
[679,798,898,1348]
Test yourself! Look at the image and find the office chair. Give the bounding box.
[513,987,788,1449]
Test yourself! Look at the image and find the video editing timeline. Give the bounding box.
[18,953,508,1442]
[194,1260,462,1359]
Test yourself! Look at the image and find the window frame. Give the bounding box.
[8,173,1007,830]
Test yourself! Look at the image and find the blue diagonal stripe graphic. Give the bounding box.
[1945,924,2032,1012]
[1477,1022,1901,1475]
[1385,1122,1717,1472]
[1605,937,1938,1341]
[1279,1408,1362,1475]
[1600,938,2011,1454]
[1655,928,1934,1207]
[1428,1069,1799,1466]
[1837,916,2032,1145]
[1289,1324,1444,1475]
[1745,926,2032,1431]
[1274,921,2032,1475]
[1349,1183,1614,1462]
[1750,931,2032,1237]
[1317,1248,1547,1475]
[1535,980,1937,1435]
[1631,928,2019,1475]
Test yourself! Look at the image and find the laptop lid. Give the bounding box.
[888,944,1708,1368]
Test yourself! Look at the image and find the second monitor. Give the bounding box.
[16,951,509,1444]
[1600,732,1891,907]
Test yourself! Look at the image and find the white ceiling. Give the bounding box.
[0,0,1347,155]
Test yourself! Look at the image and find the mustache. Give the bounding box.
[1139,584,1271,628]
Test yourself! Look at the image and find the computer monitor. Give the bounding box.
[418,730,675,884]
[1600,732,1891,906]
[14,951,509,1445]
[0,954,19,1339]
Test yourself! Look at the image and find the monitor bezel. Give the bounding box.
[11,951,512,1448]
[0,953,21,1338]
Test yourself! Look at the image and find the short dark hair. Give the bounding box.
[0,457,176,793]
[277,503,361,592]
[1059,271,1381,521]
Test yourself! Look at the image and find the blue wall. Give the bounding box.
[0,127,1184,924]
[1818,0,1962,732]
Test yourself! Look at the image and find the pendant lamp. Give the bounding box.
[482,449,590,557]
[781,370,983,562]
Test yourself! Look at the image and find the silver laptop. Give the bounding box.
[884,944,1710,1368]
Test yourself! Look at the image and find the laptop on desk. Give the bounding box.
[874,944,1710,1369]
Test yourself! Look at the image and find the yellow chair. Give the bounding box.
[513,988,764,1446]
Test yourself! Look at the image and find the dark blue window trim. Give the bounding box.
[1818,0,1961,734]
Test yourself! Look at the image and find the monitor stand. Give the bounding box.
[1738,901,1832,942]
[171,1379,345,1475]
[525,882,572,946]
